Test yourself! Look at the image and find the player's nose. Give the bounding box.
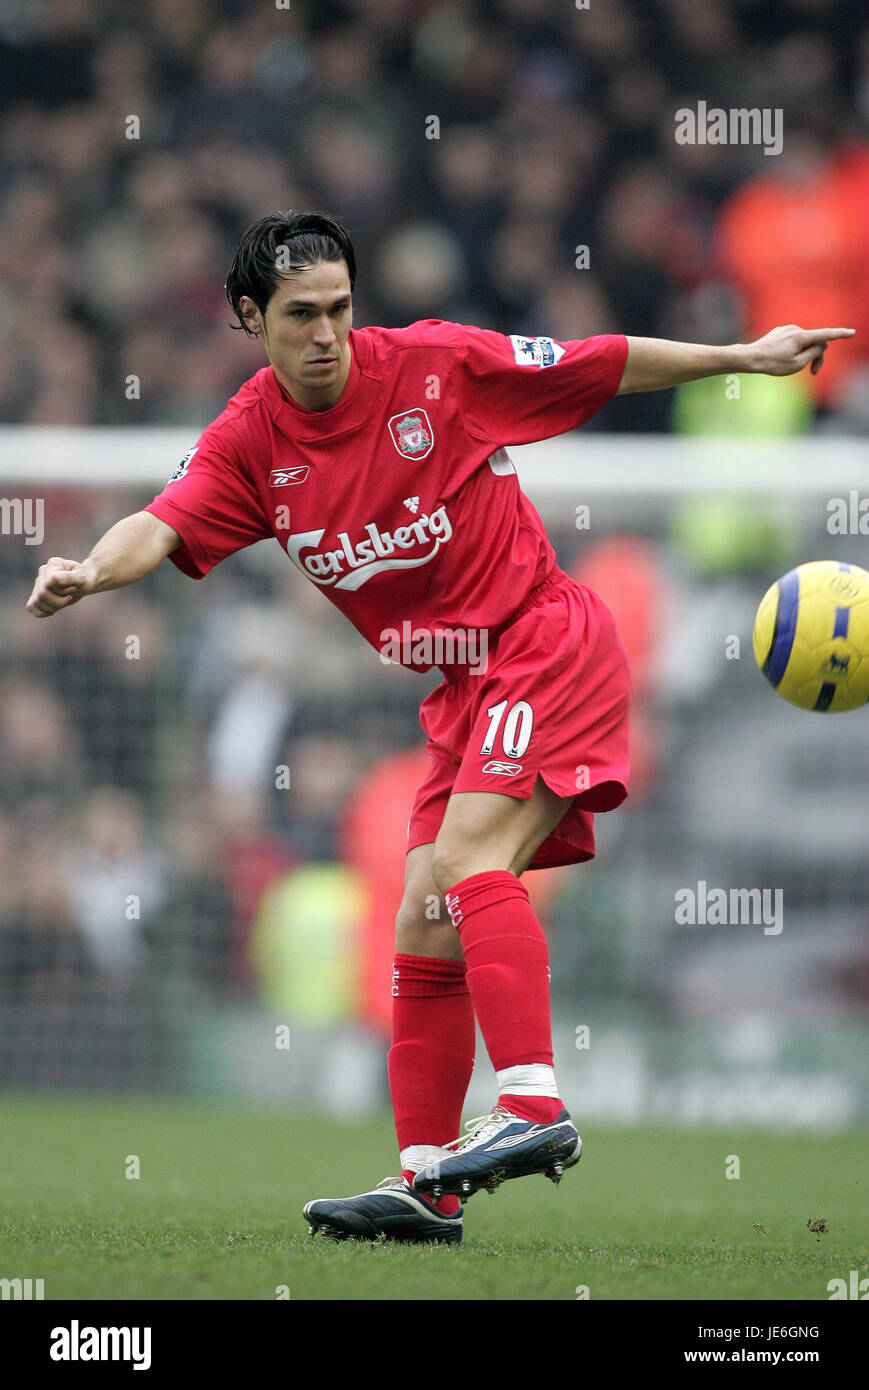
[312,315,336,345]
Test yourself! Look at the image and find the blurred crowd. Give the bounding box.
[0,0,868,433]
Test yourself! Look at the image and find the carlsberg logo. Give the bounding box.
[286,505,452,591]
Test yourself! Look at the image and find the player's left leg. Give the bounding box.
[303,844,471,1243]
[433,776,573,883]
[413,778,582,1199]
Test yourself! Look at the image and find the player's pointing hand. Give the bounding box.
[747,324,856,377]
[26,557,95,617]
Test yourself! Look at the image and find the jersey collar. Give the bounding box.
[258,329,379,440]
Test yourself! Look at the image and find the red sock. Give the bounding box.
[444,871,564,1123]
[399,1168,458,1215]
[388,953,474,1216]
[498,1094,565,1124]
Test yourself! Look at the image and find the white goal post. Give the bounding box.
[0,431,867,540]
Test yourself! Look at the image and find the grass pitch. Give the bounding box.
[0,1094,865,1301]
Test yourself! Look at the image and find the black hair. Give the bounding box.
[225,210,356,334]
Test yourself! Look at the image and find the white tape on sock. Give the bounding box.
[496,1063,559,1097]
[400,1144,450,1172]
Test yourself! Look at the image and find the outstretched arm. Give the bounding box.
[616,324,856,394]
[26,510,181,618]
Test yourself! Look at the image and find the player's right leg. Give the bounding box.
[303,845,472,1243]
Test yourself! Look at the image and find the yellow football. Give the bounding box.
[753,560,869,712]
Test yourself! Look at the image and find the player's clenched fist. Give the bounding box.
[25,512,182,616]
[26,557,96,617]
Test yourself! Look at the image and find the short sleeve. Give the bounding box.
[455,326,628,445]
[145,427,271,579]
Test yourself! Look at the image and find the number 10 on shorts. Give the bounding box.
[480,699,534,759]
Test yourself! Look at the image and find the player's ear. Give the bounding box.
[238,296,264,338]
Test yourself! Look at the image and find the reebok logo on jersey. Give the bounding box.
[509,335,566,369]
[285,505,452,591]
[269,467,310,486]
[481,760,523,776]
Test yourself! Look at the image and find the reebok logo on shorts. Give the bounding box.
[481,760,523,776]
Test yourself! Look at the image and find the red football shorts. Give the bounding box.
[407,567,631,869]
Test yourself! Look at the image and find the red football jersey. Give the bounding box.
[145,320,627,671]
